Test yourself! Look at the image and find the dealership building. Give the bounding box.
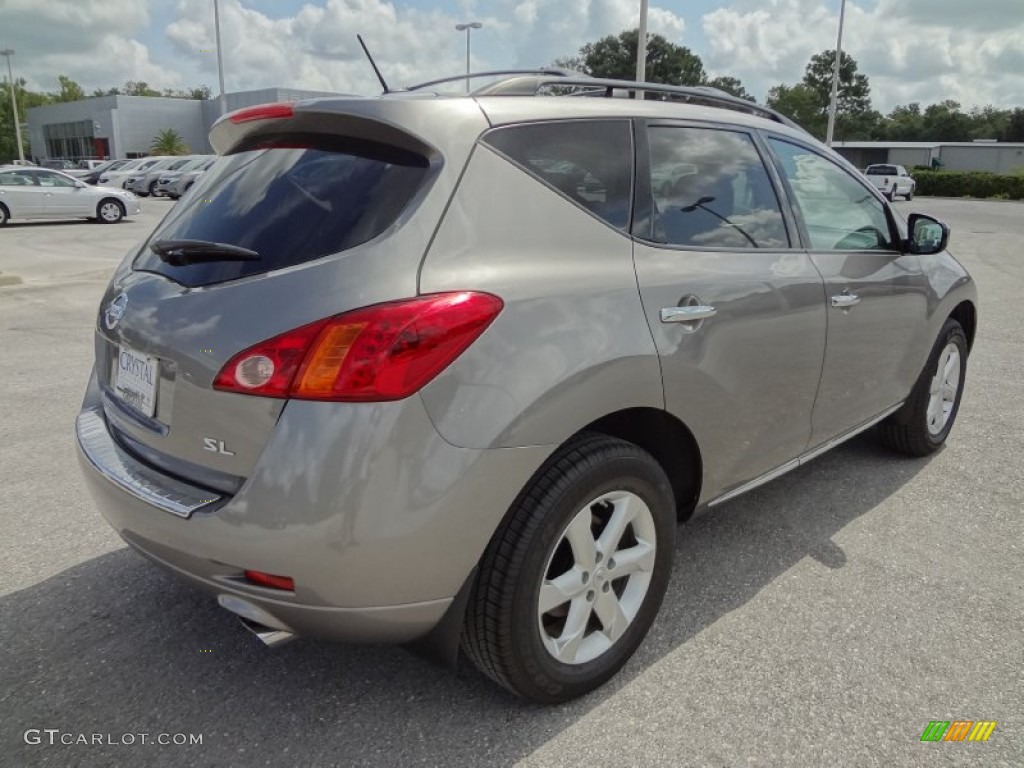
[26,88,339,161]
[833,140,1024,173]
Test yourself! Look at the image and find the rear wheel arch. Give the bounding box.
[583,407,703,521]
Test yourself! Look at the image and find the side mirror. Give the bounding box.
[75,181,88,188]
[905,213,949,255]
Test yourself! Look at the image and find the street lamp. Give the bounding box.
[825,0,847,146]
[636,0,649,84]
[455,22,482,93]
[214,0,228,116]
[1,48,26,164]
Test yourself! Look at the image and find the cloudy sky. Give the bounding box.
[2,0,1023,113]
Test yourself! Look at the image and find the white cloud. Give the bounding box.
[701,0,1024,111]
[0,0,176,93]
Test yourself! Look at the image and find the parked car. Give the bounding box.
[0,165,141,225]
[41,158,79,171]
[163,160,215,199]
[98,156,171,189]
[75,74,977,704]
[77,158,132,185]
[125,156,205,197]
[864,163,916,201]
[133,155,212,197]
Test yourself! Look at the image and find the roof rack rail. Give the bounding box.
[406,68,579,92]
[469,74,805,133]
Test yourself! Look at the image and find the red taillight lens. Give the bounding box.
[229,102,295,124]
[244,570,295,591]
[213,292,503,401]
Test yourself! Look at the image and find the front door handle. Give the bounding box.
[660,305,717,323]
[831,292,861,308]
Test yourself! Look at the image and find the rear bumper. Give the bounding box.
[75,370,552,643]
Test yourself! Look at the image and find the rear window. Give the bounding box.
[133,136,430,287]
[865,165,897,175]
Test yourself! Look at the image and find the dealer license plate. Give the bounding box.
[113,345,158,418]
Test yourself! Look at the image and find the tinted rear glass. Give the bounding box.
[482,120,632,230]
[866,165,897,175]
[133,136,429,287]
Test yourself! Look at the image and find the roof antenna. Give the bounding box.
[357,35,391,94]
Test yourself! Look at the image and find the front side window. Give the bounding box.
[769,139,895,251]
[646,126,789,249]
[482,120,632,230]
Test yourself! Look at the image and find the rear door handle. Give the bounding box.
[831,293,861,308]
[660,305,717,323]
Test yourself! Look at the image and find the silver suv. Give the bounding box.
[76,72,977,703]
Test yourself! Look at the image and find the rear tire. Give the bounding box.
[879,319,967,456]
[0,203,8,226]
[462,433,675,704]
[906,187,914,201]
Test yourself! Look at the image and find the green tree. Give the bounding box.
[787,49,877,139]
[150,128,190,155]
[0,77,51,162]
[123,80,161,97]
[921,100,971,141]
[704,75,755,102]
[880,103,925,141]
[54,75,86,102]
[766,83,825,136]
[577,29,706,86]
[1003,108,1024,142]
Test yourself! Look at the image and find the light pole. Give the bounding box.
[636,0,649,84]
[1,49,26,164]
[214,0,228,116]
[825,0,847,146]
[455,22,482,93]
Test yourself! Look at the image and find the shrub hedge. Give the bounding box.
[910,169,1024,200]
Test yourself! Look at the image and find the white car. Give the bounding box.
[97,156,171,189]
[864,164,916,201]
[0,166,141,225]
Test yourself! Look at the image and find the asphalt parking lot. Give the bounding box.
[0,197,1021,767]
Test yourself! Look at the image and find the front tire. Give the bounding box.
[879,319,967,456]
[97,199,125,224]
[0,203,8,226]
[462,433,676,703]
[906,187,914,201]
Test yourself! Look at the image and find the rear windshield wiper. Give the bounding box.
[149,239,261,266]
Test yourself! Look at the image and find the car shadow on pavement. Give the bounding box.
[0,434,932,768]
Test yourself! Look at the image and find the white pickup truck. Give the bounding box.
[864,164,916,201]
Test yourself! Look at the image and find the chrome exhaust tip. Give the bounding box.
[217,593,296,648]
[238,617,296,648]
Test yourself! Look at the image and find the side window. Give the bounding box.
[35,172,77,188]
[0,171,36,186]
[482,120,632,230]
[768,139,895,251]
[646,126,789,249]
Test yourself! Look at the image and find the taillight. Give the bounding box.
[213,292,503,401]
[229,102,294,124]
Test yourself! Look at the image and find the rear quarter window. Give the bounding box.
[133,136,430,287]
[482,120,633,230]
